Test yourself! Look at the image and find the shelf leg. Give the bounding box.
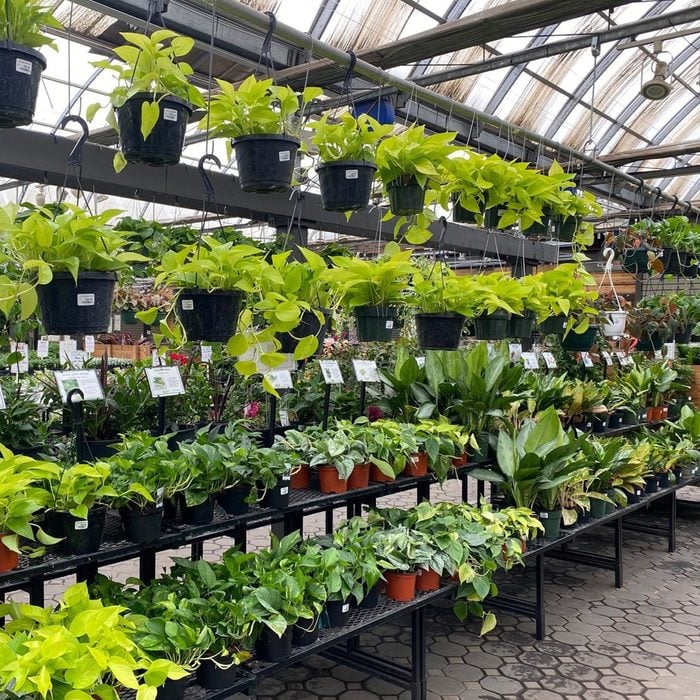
[417,481,430,504]
[477,480,485,502]
[668,491,677,553]
[28,576,44,607]
[191,541,204,561]
[76,563,98,585]
[139,548,156,584]
[325,507,334,534]
[614,517,623,588]
[461,475,469,504]
[535,553,546,641]
[411,606,427,700]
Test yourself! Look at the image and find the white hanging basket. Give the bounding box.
[602,310,627,337]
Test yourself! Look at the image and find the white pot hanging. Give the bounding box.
[599,248,627,338]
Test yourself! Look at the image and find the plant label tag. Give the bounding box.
[509,343,522,362]
[654,350,663,360]
[15,59,32,75]
[342,603,350,613]
[602,351,613,366]
[84,335,95,353]
[278,409,290,427]
[200,345,213,363]
[55,370,105,403]
[267,370,294,390]
[416,356,425,368]
[152,350,163,367]
[76,293,95,307]
[112,313,122,331]
[320,360,344,385]
[280,486,289,496]
[68,350,86,369]
[539,512,548,519]
[37,339,50,358]
[75,520,89,531]
[146,366,185,398]
[581,352,594,368]
[542,352,557,369]
[522,352,539,370]
[163,108,178,122]
[10,341,29,374]
[345,169,359,180]
[385,320,394,330]
[353,360,380,383]
[0,386,5,410]
[156,487,164,509]
[282,465,292,481]
[59,339,77,365]
[636,490,642,496]
[615,351,626,365]
[279,150,291,162]
[181,299,194,311]
[664,342,676,360]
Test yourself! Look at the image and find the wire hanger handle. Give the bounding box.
[60,115,90,167]
[198,153,221,202]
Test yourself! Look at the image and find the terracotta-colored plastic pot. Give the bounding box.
[646,407,657,422]
[385,571,417,601]
[290,464,310,490]
[415,568,441,592]
[347,462,370,490]
[0,536,19,572]
[318,466,348,494]
[404,452,428,477]
[369,464,395,483]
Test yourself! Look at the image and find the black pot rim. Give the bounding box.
[122,92,194,113]
[387,175,420,189]
[48,271,118,281]
[415,311,464,320]
[233,133,301,146]
[317,160,377,171]
[0,42,46,68]
[180,288,245,297]
[479,310,511,320]
[354,304,400,317]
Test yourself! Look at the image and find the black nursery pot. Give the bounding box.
[277,310,330,355]
[120,504,163,543]
[658,472,670,489]
[325,598,351,629]
[415,312,465,350]
[84,438,119,461]
[256,627,293,663]
[0,43,46,128]
[156,677,187,700]
[197,658,241,690]
[620,248,650,274]
[181,495,215,525]
[37,271,116,335]
[644,475,659,494]
[354,305,400,342]
[233,134,300,193]
[608,411,626,430]
[262,476,291,510]
[387,176,425,216]
[561,325,599,352]
[317,161,377,211]
[217,485,251,516]
[117,93,193,167]
[591,413,610,434]
[474,311,511,340]
[508,312,536,339]
[359,582,381,610]
[539,314,568,336]
[177,289,243,343]
[292,618,320,646]
[43,507,106,555]
[452,195,477,224]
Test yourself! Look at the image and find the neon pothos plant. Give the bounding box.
[310,112,393,163]
[0,0,62,48]
[89,30,205,172]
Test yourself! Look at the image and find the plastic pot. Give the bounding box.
[256,627,293,663]
[290,465,311,490]
[318,161,376,211]
[37,271,116,335]
[636,332,666,352]
[539,314,568,336]
[591,413,610,434]
[675,327,692,344]
[474,311,511,340]
[13,445,47,459]
[120,309,138,325]
[325,598,351,628]
[620,248,650,274]
[561,325,599,352]
[317,466,348,494]
[662,247,685,276]
[155,677,187,700]
[217,485,251,516]
[608,411,625,430]
[0,536,19,572]
[292,618,320,646]
[354,305,400,342]
[604,491,617,515]
[347,462,370,490]
[658,472,670,489]
[0,43,46,128]
[352,96,395,124]
[162,497,178,522]
[369,464,394,483]
[482,207,503,229]
[415,312,465,350]
[452,196,477,224]
[558,215,580,241]
[404,452,428,478]
[359,582,381,609]
[277,309,330,355]
[117,93,193,167]
[197,657,241,690]
[673,466,684,484]
[589,498,607,519]
[525,210,553,237]
[120,504,163,543]
[385,571,417,602]
[537,509,562,540]
[43,507,106,555]
[233,134,300,193]
[508,312,536,339]
[181,495,215,525]
[177,289,243,343]
[83,438,119,461]
[644,475,659,494]
[627,488,643,504]
[469,433,491,463]
[387,176,425,216]
[262,477,291,509]
[602,311,627,337]
[415,568,441,592]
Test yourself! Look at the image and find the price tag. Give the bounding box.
[181,299,194,311]
[0,385,5,410]
[200,345,213,363]
[278,409,290,427]
[163,108,178,122]
[75,520,89,531]
[654,350,663,360]
[67,350,87,369]
[15,58,32,75]
[385,319,394,330]
[539,512,549,519]
[76,293,95,307]
[152,350,163,367]
[601,351,613,366]
[522,352,539,369]
[278,150,291,162]
[84,336,95,353]
[145,366,186,398]
[581,352,594,368]
[416,357,426,368]
[542,352,557,369]
[10,342,29,374]
[54,370,105,403]
[37,339,50,359]
[266,370,294,390]
[319,360,344,385]
[59,339,77,365]
[664,342,676,360]
[509,343,522,362]
[345,169,359,180]
[112,314,122,331]
[353,359,380,383]
[155,487,164,509]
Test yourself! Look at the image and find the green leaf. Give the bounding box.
[479,611,497,636]
[293,334,318,360]
[140,100,161,141]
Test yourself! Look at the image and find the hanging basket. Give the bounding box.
[117,93,193,167]
[451,195,477,224]
[561,325,599,352]
[386,176,425,216]
[539,314,568,336]
[0,43,46,128]
[508,312,536,339]
[415,312,465,350]
[351,96,395,124]
[557,215,580,241]
[277,309,330,355]
[354,305,400,342]
[620,248,650,274]
[232,134,300,193]
[37,272,116,335]
[176,289,243,343]
[317,161,376,211]
[473,310,511,340]
[601,311,627,337]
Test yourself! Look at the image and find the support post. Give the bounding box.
[668,491,677,553]
[157,396,167,436]
[139,549,157,584]
[359,382,367,418]
[267,395,277,448]
[411,606,427,700]
[28,576,44,607]
[535,553,545,641]
[322,384,331,431]
[614,517,624,588]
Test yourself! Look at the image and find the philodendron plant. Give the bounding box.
[0,0,62,49]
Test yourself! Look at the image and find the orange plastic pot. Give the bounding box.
[385,571,417,601]
[404,452,428,477]
[646,407,657,422]
[452,452,469,467]
[347,462,370,490]
[290,464,310,490]
[0,536,19,572]
[415,568,441,592]
[370,464,394,483]
[318,466,348,494]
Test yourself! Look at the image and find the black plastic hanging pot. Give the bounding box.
[180,495,215,525]
[0,43,46,128]
[561,325,599,352]
[620,248,650,274]
[277,310,330,355]
[636,331,666,352]
[482,207,503,229]
[156,677,187,700]
[415,312,465,350]
[661,248,684,276]
[233,134,300,193]
[197,657,242,690]
[558,216,580,241]
[317,161,376,211]
[539,314,568,336]
[43,507,106,555]
[675,327,692,344]
[84,438,119,461]
[176,289,243,343]
[119,504,163,543]
[292,617,320,646]
[37,271,116,335]
[117,93,193,167]
[256,627,293,662]
[508,312,536,339]
[262,476,291,509]
[525,209,553,237]
[217,485,251,516]
[452,195,477,224]
[354,305,400,342]
[386,176,425,216]
[325,598,351,628]
[473,310,511,340]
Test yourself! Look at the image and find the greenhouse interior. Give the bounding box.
[1,1,700,699]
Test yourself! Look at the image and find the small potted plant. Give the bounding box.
[308,429,365,494]
[201,75,322,192]
[0,382,52,456]
[310,112,392,211]
[252,446,292,509]
[469,272,525,340]
[372,526,432,601]
[0,0,61,127]
[90,30,205,171]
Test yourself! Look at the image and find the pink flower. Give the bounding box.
[244,401,261,419]
[367,405,384,421]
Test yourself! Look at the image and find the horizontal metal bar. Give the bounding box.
[546,549,617,571]
[321,648,413,686]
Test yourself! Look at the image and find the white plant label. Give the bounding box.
[416,357,426,368]
[15,59,32,75]
[664,342,676,360]
[181,299,194,311]
[279,486,289,496]
[0,386,5,410]
[385,320,394,330]
[601,351,613,366]
[353,359,380,383]
[278,151,291,162]
[266,369,294,390]
[319,360,344,385]
[76,293,95,307]
[54,370,105,403]
[345,169,359,180]
[156,487,164,509]
[112,314,122,331]
[542,352,557,369]
[59,339,77,365]
[509,343,522,362]
[68,350,86,369]
[278,409,290,427]
[145,366,186,398]
[163,108,178,122]
[10,342,29,374]
[37,339,50,359]
[84,335,95,353]
[200,345,213,363]
[581,352,594,368]
[522,352,539,370]
[539,512,548,519]
[74,520,89,531]
[342,603,350,613]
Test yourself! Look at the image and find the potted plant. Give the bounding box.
[362,419,418,482]
[375,124,456,215]
[0,381,52,456]
[201,75,322,192]
[469,272,526,340]
[252,446,292,509]
[89,30,205,171]
[0,203,143,334]
[0,1,61,127]
[307,429,365,494]
[626,304,676,351]
[310,112,392,211]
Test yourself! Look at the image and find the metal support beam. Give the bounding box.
[599,140,700,166]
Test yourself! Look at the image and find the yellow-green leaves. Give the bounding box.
[140,100,161,140]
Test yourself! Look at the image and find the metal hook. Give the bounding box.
[198,154,221,201]
[60,115,89,167]
[343,49,357,95]
[261,11,277,57]
[437,215,448,250]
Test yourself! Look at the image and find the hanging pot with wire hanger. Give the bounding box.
[598,249,628,338]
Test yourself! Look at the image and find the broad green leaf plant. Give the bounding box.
[0,0,62,49]
[310,112,393,163]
